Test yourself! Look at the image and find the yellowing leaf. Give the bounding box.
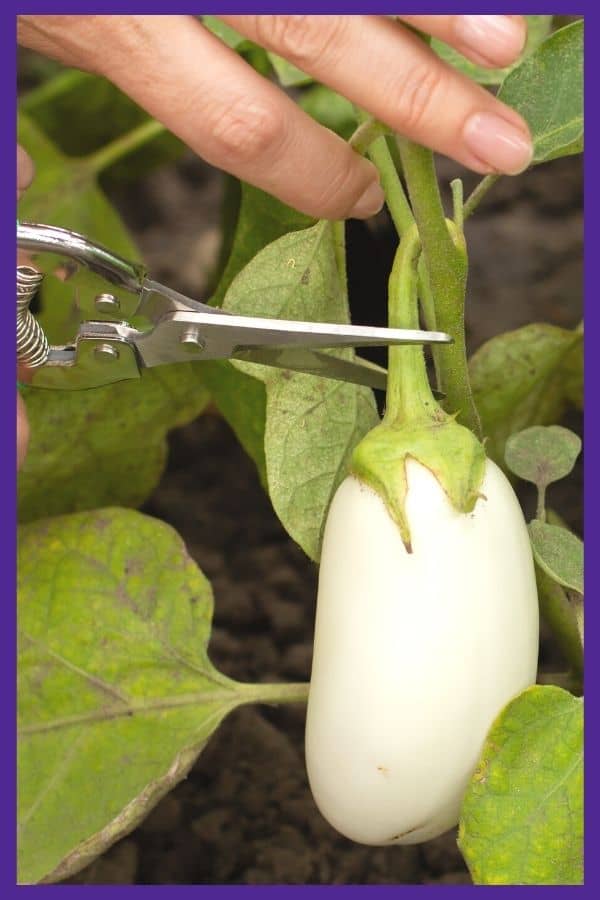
[459,686,583,885]
[18,508,307,883]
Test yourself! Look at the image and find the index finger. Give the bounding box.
[223,15,533,176]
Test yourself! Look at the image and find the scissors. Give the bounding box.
[17,222,451,391]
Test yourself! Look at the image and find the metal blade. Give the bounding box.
[233,346,446,397]
[233,347,388,389]
[131,309,452,369]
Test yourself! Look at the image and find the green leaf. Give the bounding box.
[469,323,582,468]
[562,331,584,411]
[534,509,583,675]
[459,685,583,885]
[223,222,379,560]
[267,51,313,86]
[19,365,210,524]
[18,508,236,883]
[17,113,210,522]
[197,360,268,487]
[203,184,312,480]
[18,508,308,883]
[505,425,581,489]
[299,83,358,140]
[497,20,583,163]
[211,182,313,307]
[20,69,182,180]
[529,520,583,595]
[431,16,553,86]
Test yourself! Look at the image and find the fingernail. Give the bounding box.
[350,180,385,219]
[463,111,533,175]
[456,15,526,66]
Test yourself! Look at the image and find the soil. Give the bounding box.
[65,150,582,884]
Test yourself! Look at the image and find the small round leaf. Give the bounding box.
[529,519,583,595]
[505,425,581,489]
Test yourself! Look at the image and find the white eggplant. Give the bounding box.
[305,457,539,846]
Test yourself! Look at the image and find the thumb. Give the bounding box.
[17,144,35,201]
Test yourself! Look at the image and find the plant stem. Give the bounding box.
[463,174,501,220]
[367,137,415,236]
[537,670,582,695]
[397,138,481,436]
[385,228,439,424]
[536,484,548,522]
[85,118,167,174]
[535,565,583,676]
[351,112,414,236]
[451,178,464,232]
[20,68,86,112]
[332,219,348,298]
[236,680,309,706]
[332,218,354,321]
[349,117,390,155]
[416,255,442,390]
[569,592,584,650]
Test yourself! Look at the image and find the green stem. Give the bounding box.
[535,566,583,676]
[463,174,501,220]
[352,113,414,236]
[537,484,547,522]
[397,138,481,436]
[385,228,439,424]
[85,118,167,174]
[537,670,582,695]
[367,138,415,236]
[20,68,87,112]
[332,219,348,303]
[451,178,464,232]
[349,118,390,155]
[417,256,442,390]
[236,680,309,706]
[569,592,584,650]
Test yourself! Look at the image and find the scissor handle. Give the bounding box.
[17,221,146,292]
[16,222,146,389]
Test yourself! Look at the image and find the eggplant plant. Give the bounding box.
[17,16,583,886]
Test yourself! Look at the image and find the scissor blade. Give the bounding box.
[234,347,446,397]
[201,313,452,351]
[234,347,388,389]
[132,308,452,368]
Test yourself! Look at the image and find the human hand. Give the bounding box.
[18,15,533,220]
[17,145,34,471]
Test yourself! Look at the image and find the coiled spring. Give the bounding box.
[17,265,49,368]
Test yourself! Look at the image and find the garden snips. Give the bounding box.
[17,221,452,391]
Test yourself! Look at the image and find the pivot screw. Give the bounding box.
[180,327,205,353]
[95,293,121,314]
[94,343,120,362]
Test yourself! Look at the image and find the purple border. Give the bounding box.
[6,3,595,895]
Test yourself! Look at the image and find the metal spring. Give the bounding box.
[17,265,49,368]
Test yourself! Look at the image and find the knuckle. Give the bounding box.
[392,63,444,133]
[255,15,344,69]
[208,99,285,164]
